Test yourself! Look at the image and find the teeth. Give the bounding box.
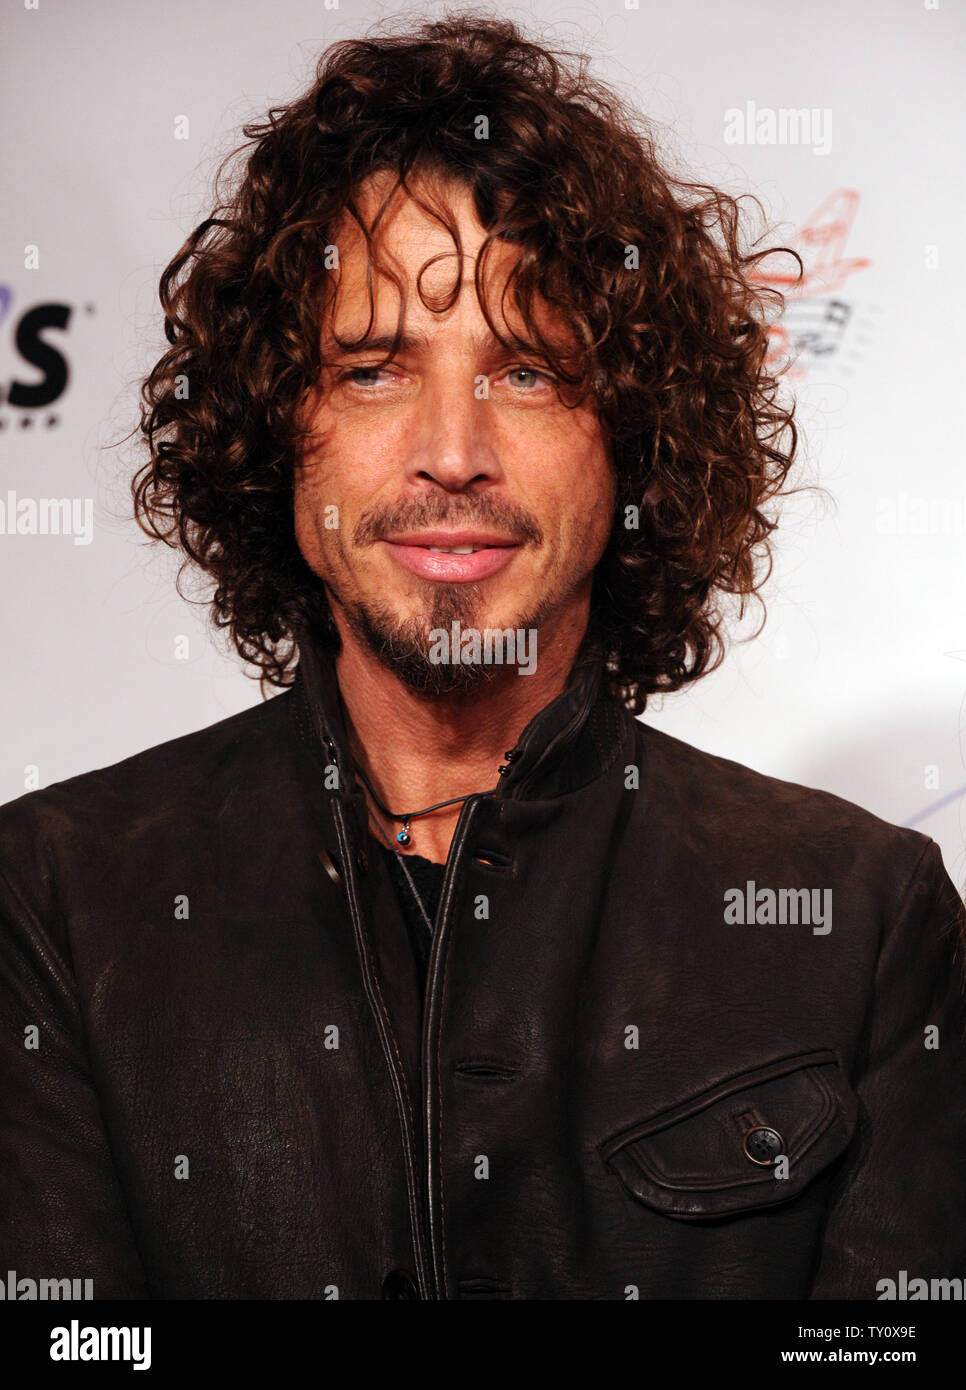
[427,545,480,554]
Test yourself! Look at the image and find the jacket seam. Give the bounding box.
[854,833,938,1079]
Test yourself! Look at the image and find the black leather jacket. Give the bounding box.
[2,634,965,1300]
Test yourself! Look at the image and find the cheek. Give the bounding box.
[305,413,409,511]
[294,459,330,531]
[293,480,329,573]
[295,425,357,538]
[559,472,614,574]
[293,444,352,572]
[555,443,613,526]
[292,469,316,542]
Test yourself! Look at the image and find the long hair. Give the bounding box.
[132,11,801,712]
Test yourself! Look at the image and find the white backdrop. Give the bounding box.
[2,0,964,885]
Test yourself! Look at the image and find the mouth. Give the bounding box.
[379,530,523,582]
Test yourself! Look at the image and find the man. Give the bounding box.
[2,16,964,1301]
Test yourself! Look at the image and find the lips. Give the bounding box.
[379,530,522,582]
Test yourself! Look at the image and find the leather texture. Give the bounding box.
[1,631,965,1300]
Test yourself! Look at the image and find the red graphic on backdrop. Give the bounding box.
[752,189,872,378]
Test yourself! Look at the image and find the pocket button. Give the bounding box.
[742,1125,785,1166]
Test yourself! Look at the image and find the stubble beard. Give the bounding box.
[336,579,556,695]
[324,491,557,693]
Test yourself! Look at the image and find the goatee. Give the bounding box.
[338,585,550,694]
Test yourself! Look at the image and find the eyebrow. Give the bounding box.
[322,328,564,358]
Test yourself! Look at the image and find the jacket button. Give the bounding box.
[381,1268,420,1300]
[742,1125,784,1166]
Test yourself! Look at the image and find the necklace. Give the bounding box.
[367,811,436,936]
[355,755,518,849]
[356,747,523,935]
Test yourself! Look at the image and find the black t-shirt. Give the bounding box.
[376,841,446,991]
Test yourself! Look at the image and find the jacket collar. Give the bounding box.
[290,623,631,803]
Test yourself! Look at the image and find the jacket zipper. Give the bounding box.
[420,792,483,1300]
[307,692,436,1298]
[328,792,437,1298]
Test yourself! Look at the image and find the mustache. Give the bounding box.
[353,494,543,547]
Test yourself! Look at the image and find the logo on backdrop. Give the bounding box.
[0,284,94,431]
[753,188,873,381]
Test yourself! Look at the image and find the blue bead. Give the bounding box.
[397,830,410,845]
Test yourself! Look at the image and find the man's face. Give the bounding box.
[295,171,615,692]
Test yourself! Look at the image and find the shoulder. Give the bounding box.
[0,690,296,877]
[633,716,941,896]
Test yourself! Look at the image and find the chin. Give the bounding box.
[392,654,502,696]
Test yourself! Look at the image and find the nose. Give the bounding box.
[404,373,503,492]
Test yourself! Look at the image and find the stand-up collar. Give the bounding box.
[289,624,631,802]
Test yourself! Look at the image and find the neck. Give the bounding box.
[334,605,591,864]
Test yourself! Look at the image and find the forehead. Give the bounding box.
[322,170,564,346]
[340,170,489,261]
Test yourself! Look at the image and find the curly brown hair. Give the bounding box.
[132,10,801,714]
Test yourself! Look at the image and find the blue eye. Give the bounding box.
[508,367,549,389]
[341,367,386,386]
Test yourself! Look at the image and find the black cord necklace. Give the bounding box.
[366,809,438,935]
[355,752,519,849]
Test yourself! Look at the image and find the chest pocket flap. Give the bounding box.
[599,1047,858,1220]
